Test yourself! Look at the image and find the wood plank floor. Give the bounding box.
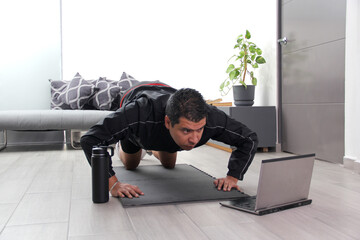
[0,145,359,240]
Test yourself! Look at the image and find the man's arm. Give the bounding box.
[80,117,145,198]
[207,107,258,190]
[226,129,258,180]
[80,103,147,197]
[80,134,117,178]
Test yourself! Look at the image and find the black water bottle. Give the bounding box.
[91,146,113,203]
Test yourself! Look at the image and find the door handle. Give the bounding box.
[278,37,287,46]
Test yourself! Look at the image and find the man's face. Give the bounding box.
[165,116,206,150]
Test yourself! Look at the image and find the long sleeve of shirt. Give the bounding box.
[80,102,140,177]
[205,106,258,180]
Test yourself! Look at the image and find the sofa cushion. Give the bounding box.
[58,73,97,109]
[91,77,121,110]
[49,72,140,110]
[119,72,139,92]
[50,80,72,110]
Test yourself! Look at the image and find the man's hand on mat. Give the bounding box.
[213,176,241,192]
[111,182,144,199]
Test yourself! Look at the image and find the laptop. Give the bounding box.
[220,154,315,216]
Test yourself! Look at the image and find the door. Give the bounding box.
[280,0,346,163]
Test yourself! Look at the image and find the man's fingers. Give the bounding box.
[129,189,140,198]
[217,179,225,190]
[214,178,228,190]
[116,184,144,198]
[124,190,133,199]
[121,189,136,199]
[224,181,240,191]
[223,182,231,191]
[213,179,219,187]
[213,179,217,186]
[116,189,132,198]
[214,177,241,192]
[133,185,144,196]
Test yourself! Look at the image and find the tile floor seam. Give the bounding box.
[66,159,75,239]
[125,206,141,240]
[0,159,48,235]
[176,204,211,240]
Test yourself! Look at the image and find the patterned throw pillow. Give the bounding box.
[91,77,121,110]
[49,79,72,109]
[49,72,140,110]
[58,73,97,109]
[119,72,139,92]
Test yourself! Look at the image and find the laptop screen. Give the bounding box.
[255,154,315,210]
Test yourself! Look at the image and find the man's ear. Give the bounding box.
[164,115,171,129]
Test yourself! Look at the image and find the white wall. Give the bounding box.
[344,0,360,171]
[62,0,278,106]
[2,0,358,168]
[0,0,277,110]
[0,0,62,110]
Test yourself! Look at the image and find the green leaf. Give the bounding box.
[256,56,266,64]
[251,54,256,61]
[252,77,257,86]
[226,64,235,73]
[229,70,239,80]
[237,38,242,44]
[239,51,245,58]
[250,71,254,77]
[249,45,256,53]
[256,48,262,55]
[220,82,225,90]
[234,44,239,49]
[245,30,251,39]
[228,55,237,62]
[252,63,259,68]
[247,59,252,64]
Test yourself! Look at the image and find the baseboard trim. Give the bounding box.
[343,156,360,174]
[206,142,232,153]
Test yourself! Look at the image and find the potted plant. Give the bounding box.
[219,30,266,106]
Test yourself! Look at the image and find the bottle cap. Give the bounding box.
[92,147,106,155]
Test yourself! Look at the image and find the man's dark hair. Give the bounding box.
[165,88,208,126]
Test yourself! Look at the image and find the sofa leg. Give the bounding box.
[70,130,84,150]
[0,130,7,151]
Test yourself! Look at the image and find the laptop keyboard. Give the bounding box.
[231,196,257,210]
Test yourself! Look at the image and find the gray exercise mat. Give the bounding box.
[113,164,248,207]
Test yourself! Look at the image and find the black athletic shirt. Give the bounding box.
[80,81,258,180]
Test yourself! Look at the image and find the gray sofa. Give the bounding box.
[0,110,114,151]
[0,72,139,151]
